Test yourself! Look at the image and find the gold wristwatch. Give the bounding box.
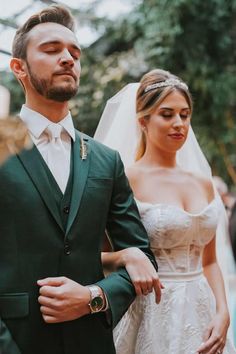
[87,285,105,314]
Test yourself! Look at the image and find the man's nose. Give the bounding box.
[59,49,74,66]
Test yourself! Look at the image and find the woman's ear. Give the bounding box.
[10,58,27,80]
[139,117,148,131]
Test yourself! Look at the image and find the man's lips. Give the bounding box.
[54,71,77,81]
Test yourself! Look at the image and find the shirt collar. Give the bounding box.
[20,105,76,142]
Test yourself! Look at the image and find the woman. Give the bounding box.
[95,69,236,354]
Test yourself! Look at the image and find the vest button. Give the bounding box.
[63,206,70,214]
[64,244,71,255]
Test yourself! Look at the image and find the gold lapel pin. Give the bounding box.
[80,134,87,160]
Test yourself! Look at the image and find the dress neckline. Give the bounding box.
[135,196,219,217]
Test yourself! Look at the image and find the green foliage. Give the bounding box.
[84,0,236,185]
[128,0,236,184]
[0,71,24,115]
[1,0,236,185]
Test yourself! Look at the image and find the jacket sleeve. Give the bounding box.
[0,318,21,354]
[96,151,158,328]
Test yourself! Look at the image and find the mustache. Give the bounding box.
[53,70,77,81]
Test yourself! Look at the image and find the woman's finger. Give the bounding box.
[205,341,223,354]
[197,334,218,353]
[153,279,162,304]
[133,279,143,296]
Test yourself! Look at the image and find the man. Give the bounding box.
[0,5,159,354]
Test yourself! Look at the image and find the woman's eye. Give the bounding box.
[162,114,172,118]
[180,114,190,119]
[71,54,79,60]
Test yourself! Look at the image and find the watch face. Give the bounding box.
[91,296,104,312]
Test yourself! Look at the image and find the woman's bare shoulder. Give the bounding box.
[187,171,215,201]
[125,164,141,183]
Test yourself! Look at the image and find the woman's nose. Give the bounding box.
[173,114,184,127]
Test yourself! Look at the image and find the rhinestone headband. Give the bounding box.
[144,78,188,93]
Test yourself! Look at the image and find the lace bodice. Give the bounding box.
[114,195,236,354]
[136,196,221,274]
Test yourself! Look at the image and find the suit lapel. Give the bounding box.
[66,131,91,235]
[17,145,64,232]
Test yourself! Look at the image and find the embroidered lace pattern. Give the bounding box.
[113,196,236,354]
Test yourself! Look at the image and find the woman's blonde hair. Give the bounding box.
[135,69,193,160]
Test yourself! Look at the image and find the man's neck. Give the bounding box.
[25,96,70,123]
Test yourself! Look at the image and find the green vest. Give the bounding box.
[41,146,74,231]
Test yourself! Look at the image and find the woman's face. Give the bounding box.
[141,90,191,153]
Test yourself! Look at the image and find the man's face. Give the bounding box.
[24,22,81,102]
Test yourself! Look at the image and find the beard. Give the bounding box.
[26,62,79,102]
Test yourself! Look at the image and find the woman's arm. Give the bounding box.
[197,236,230,354]
[101,250,124,272]
[101,247,163,303]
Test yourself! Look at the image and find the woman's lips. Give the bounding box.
[168,133,185,140]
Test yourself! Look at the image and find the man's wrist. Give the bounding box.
[87,285,107,314]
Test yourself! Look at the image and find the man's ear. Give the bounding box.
[10,58,27,80]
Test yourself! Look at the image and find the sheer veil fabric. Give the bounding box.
[94,83,211,174]
[94,83,140,167]
[94,83,232,338]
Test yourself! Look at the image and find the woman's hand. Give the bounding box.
[120,247,164,304]
[196,312,230,354]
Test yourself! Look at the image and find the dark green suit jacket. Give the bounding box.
[0,131,157,354]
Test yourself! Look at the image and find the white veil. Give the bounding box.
[94,83,140,167]
[95,83,211,175]
[94,83,232,333]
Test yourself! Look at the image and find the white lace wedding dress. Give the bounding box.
[113,196,236,354]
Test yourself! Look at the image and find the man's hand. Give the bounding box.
[37,277,90,323]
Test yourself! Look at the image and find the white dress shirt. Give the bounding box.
[20,105,75,193]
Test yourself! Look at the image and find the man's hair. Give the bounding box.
[12,5,76,59]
